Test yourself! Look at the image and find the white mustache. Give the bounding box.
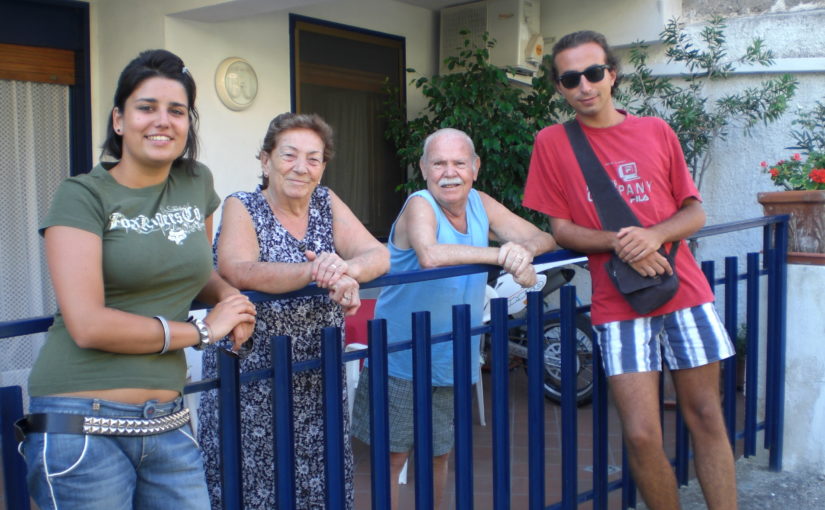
[438,177,463,187]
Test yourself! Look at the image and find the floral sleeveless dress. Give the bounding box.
[198,186,353,509]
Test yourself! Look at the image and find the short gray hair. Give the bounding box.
[420,128,479,164]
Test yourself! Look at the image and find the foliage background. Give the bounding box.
[384,18,798,230]
[384,31,570,232]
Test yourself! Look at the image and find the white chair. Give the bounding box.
[475,366,486,426]
[345,342,368,419]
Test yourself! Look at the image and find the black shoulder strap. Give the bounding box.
[563,120,679,257]
[563,119,640,231]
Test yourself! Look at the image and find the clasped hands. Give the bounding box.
[498,242,537,288]
[205,293,257,352]
[613,226,673,277]
[306,250,361,316]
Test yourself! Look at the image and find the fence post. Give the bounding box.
[412,311,435,509]
[675,410,690,486]
[0,385,29,510]
[218,349,243,510]
[526,292,545,510]
[452,304,474,509]
[560,286,578,510]
[723,256,739,445]
[744,252,760,457]
[769,219,788,471]
[490,297,511,509]
[592,338,609,509]
[367,319,391,510]
[621,446,636,510]
[272,334,296,510]
[322,326,345,510]
[764,248,777,452]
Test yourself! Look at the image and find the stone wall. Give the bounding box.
[683,0,825,21]
[611,9,825,268]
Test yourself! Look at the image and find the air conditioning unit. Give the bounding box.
[440,0,543,76]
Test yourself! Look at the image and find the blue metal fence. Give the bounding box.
[0,216,788,509]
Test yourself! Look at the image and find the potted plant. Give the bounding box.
[757,99,825,265]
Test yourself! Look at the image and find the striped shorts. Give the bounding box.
[594,302,735,376]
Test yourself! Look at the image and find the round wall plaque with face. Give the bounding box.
[215,57,258,111]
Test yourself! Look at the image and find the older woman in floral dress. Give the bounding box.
[198,112,389,509]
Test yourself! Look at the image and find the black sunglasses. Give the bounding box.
[557,64,610,89]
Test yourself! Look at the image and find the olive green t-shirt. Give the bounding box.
[28,161,221,396]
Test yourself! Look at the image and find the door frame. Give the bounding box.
[288,14,406,114]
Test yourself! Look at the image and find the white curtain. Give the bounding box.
[302,85,386,226]
[0,79,69,405]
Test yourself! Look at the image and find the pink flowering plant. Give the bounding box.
[761,99,825,190]
[761,151,825,191]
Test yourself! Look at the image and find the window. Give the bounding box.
[0,1,90,409]
[291,16,406,239]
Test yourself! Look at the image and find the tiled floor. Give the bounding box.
[352,367,743,510]
[352,367,631,510]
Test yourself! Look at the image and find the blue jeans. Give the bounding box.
[21,396,210,510]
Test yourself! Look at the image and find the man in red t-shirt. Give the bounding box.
[523,31,737,510]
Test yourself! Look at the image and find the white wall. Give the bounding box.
[541,0,683,46]
[164,13,293,205]
[638,11,825,266]
[88,0,437,206]
[784,265,825,474]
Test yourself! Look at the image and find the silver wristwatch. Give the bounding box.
[188,316,211,350]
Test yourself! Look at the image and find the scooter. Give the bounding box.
[482,258,596,406]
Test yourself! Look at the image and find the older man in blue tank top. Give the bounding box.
[352,128,556,509]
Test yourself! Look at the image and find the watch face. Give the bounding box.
[216,58,258,110]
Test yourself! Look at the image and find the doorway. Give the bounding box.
[291,16,406,239]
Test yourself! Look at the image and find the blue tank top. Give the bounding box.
[375,189,489,385]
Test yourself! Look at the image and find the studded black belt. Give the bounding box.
[14,408,190,441]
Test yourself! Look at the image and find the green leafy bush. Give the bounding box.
[618,16,798,191]
[384,31,568,231]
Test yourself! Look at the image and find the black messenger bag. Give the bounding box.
[564,120,680,315]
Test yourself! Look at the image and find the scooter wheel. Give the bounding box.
[528,314,595,406]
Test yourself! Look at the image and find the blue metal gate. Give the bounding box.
[0,216,788,509]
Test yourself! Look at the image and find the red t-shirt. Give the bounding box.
[523,113,714,325]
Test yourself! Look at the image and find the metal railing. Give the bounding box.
[0,215,788,510]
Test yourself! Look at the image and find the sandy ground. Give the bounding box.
[637,452,825,510]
